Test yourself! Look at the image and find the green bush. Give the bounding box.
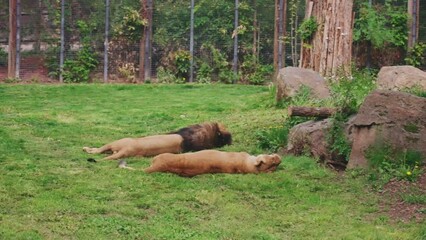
[0,47,7,66]
[241,56,274,85]
[329,69,377,115]
[196,62,213,84]
[298,17,318,41]
[62,46,98,83]
[405,42,426,67]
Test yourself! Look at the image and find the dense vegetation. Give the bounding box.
[1,0,425,83]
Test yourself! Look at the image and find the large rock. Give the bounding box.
[286,118,351,169]
[275,67,331,102]
[347,90,426,169]
[377,65,426,91]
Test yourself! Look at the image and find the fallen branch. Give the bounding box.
[288,106,336,118]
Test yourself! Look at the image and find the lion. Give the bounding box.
[83,122,232,160]
[118,150,282,177]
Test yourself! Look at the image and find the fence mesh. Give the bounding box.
[0,0,425,83]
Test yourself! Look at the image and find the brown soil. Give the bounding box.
[379,167,426,223]
[0,56,54,83]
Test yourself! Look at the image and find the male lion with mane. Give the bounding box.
[83,122,232,160]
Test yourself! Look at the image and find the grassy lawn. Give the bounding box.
[0,84,424,239]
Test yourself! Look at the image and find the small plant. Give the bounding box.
[0,47,7,66]
[405,42,426,67]
[118,63,137,82]
[241,56,274,85]
[255,125,289,153]
[297,17,318,41]
[62,46,98,83]
[175,49,191,81]
[366,142,423,186]
[112,7,147,42]
[329,69,377,115]
[196,62,213,84]
[156,66,177,83]
[327,113,351,162]
[3,77,20,83]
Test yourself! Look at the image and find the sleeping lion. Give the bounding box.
[83,122,232,160]
[118,150,282,177]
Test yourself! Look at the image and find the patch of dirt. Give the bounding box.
[379,167,426,223]
[0,56,55,83]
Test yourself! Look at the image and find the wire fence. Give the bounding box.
[0,0,425,83]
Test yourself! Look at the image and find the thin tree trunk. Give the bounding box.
[273,0,278,71]
[253,0,258,58]
[189,0,194,82]
[407,0,420,48]
[8,0,17,79]
[232,0,239,83]
[139,0,152,82]
[15,0,21,78]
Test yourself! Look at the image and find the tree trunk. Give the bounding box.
[252,0,258,58]
[407,0,420,48]
[274,0,287,72]
[300,0,354,78]
[274,0,286,71]
[139,0,152,83]
[288,106,336,118]
[8,0,17,78]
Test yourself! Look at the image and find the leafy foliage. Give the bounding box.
[405,42,426,67]
[62,46,99,83]
[0,47,7,66]
[297,17,318,41]
[241,56,274,85]
[353,1,408,49]
[112,7,146,42]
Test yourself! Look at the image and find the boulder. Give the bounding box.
[377,65,426,91]
[347,90,426,169]
[286,118,351,169]
[275,67,331,102]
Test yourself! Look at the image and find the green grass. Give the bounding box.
[0,84,424,239]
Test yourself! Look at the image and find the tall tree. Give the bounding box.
[300,0,354,77]
[273,0,287,71]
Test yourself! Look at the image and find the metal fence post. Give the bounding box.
[232,0,239,83]
[59,0,65,83]
[104,0,110,83]
[15,0,21,78]
[189,0,195,83]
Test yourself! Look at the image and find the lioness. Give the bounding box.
[83,122,232,160]
[119,150,282,177]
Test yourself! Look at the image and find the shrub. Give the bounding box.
[0,47,7,66]
[405,42,426,67]
[62,46,98,83]
[298,17,318,41]
[241,56,274,85]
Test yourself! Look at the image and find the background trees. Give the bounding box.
[1,0,425,83]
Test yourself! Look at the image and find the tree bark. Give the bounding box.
[300,0,354,78]
[139,0,152,83]
[288,106,336,118]
[273,0,287,71]
[407,0,420,48]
